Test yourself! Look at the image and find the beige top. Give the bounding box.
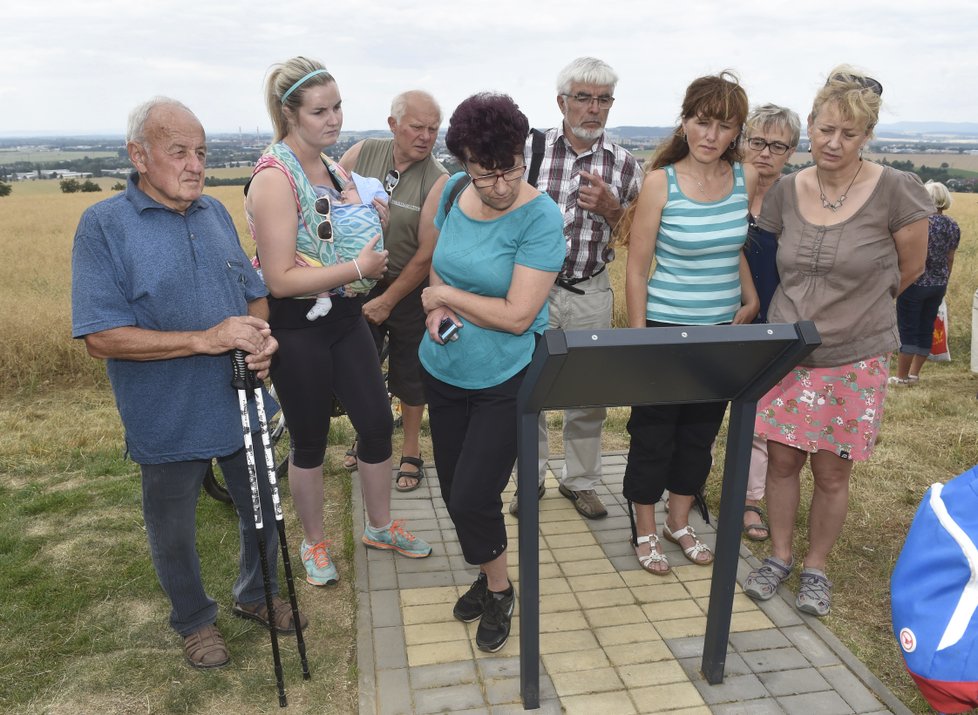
[758,165,933,367]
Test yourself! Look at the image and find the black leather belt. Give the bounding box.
[554,265,606,294]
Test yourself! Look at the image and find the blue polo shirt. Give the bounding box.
[71,172,268,464]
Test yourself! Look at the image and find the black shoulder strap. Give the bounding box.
[443,176,471,217]
[526,129,547,188]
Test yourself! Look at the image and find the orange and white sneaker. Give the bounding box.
[300,540,339,586]
[362,520,432,558]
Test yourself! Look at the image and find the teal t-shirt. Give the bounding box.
[419,173,565,389]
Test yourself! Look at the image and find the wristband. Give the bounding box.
[352,258,364,281]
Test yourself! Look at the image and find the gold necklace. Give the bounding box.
[817,161,863,211]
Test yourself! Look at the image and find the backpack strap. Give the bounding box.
[526,129,547,187]
[442,175,471,217]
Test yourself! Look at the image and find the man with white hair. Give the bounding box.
[341,90,449,491]
[510,57,642,520]
[71,97,304,669]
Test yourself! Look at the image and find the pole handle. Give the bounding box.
[231,348,263,391]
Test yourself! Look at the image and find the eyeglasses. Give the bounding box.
[313,195,333,241]
[746,137,792,155]
[829,73,883,97]
[384,168,400,196]
[465,163,526,189]
[562,93,615,109]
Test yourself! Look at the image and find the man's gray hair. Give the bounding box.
[390,90,441,125]
[556,57,618,95]
[127,96,196,144]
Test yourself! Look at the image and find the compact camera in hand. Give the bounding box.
[438,317,460,343]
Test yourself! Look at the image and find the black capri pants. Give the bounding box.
[270,296,393,469]
[422,366,526,566]
[622,320,728,505]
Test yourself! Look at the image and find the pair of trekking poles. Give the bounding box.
[231,349,309,707]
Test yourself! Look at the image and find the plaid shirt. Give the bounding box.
[526,127,642,280]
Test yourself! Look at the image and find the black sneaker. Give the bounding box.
[453,572,489,622]
[475,585,515,653]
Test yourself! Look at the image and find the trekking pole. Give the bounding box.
[231,350,287,707]
[234,351,311,681]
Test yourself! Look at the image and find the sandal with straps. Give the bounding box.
[343,439,358,471]
[394,456,425,492]
[743,504,770,542]
[662,523,714,565]
[634,533,670,575]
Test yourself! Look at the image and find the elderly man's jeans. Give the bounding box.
[140,444,279,636]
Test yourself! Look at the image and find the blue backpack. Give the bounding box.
[891,464,978,713]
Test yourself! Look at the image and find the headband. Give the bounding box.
[281,68,330,104]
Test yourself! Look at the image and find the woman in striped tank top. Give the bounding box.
[618,72,759,575]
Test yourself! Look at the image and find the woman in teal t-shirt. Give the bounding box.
[419,93,564,654]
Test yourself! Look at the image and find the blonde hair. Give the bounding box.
[264,57,335,143]
[925,180,952,211]
[810,64,882,137]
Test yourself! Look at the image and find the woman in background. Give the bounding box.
[741,103,800,541]
[891,180,960,384]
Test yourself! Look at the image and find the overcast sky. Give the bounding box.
[3,0,976,137]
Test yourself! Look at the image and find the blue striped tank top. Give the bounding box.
[646,162,749,325]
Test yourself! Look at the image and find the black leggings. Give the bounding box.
[270,297,393,468]
[423,366,525,566]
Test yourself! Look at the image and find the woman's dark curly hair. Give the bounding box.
[445,92,529,170]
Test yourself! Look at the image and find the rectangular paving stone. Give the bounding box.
[579,587,635,608]
[540,610,588,633]
[551,544,606,561]
[712,699,785,714]
[399,570,457,589]
[594,622,661,647]
[374,626,408,670]
[539,577,572,595]
[621,569,680,587]
[630,681,706,712]
[678,653,752,679]
[599,539,636,557]
[539,592,580,613]
[559,557,616,576]
[617,659,688,688]
[758,666,831,696]
[673,563,714,581]
[407,639,473,667]
[567,572,627,592]
[695,593,757,614]
[642,599,704,622]
[539,519,590,535]
[777,690,856,714]
[729,628,791,652]
[550,667,624,696]
[781,625,843,667]
[414,683,486,714]
[409,659,478,690]
[665,635,728,660]
[540,629,600,654]
[683,579,713,598]
[403,620,469,646]
[367,560,398,590]
[653,615,707,640]
[560,691,637,715]
[742,647,810,673]
[538,562,563,579]
[543,648,611,673]
[402,602,456,625]
[371,589,403,628]
[693,673,769,704]
[729,609,776,633]
[475,655,524,680]
[485,676,523,706]
[396,555,451,573]
[818,664,884,713]
[376,668,412,715]
[611,554,647,572]
[605,639,673,666]
[399,585,459,607]
[584,604,648,628]
[754,592,806,627]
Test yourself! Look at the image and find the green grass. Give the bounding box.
[0,149,120,164]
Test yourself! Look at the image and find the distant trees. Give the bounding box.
[60,178,102,193]
[111,182,126,191]
[0,181,11,197]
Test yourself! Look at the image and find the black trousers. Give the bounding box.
[422,366,526,565]
[622,320,728,505]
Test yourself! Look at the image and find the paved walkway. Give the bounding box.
[353,453,912,715]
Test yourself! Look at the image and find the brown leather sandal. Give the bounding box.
[183,623,230,669]
[395,456,425,492]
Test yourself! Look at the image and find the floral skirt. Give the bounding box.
[754,355,890,462]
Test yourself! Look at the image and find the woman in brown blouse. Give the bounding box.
[742,66,932,616]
